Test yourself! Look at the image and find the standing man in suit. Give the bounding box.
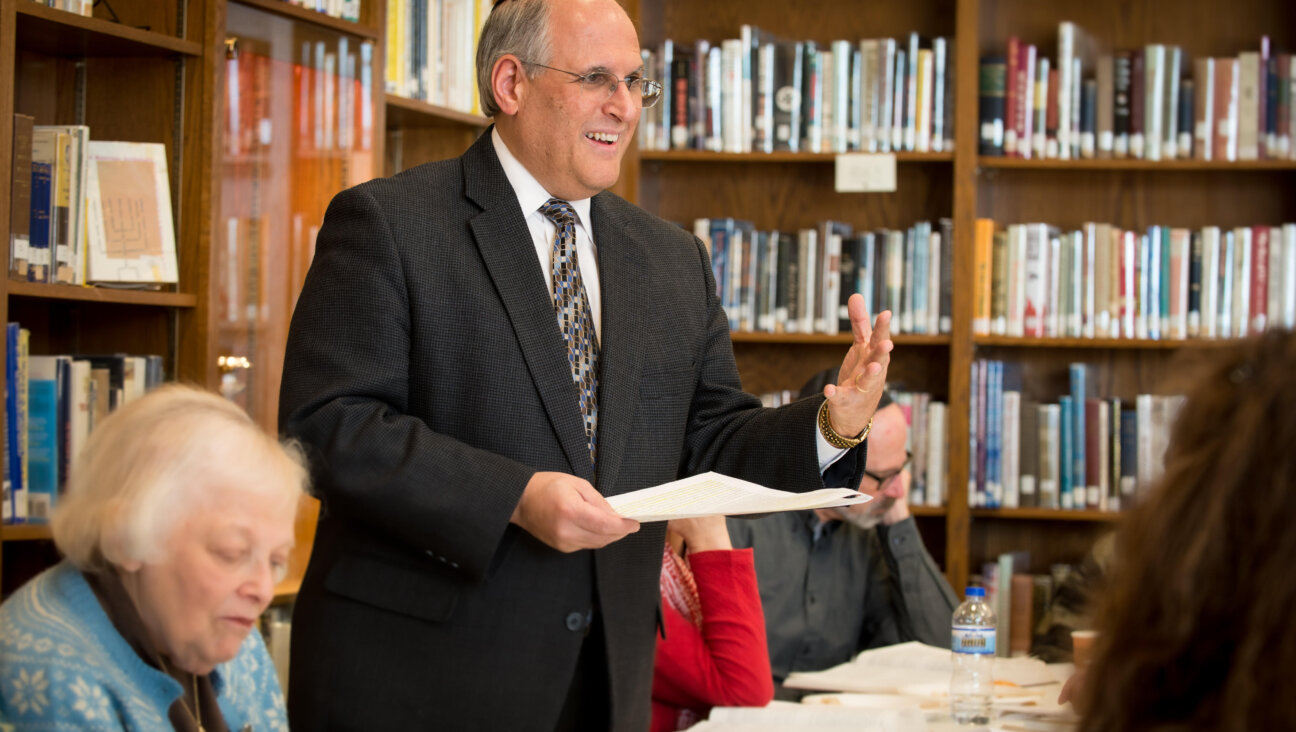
[279,0,892,729]
[728,393,958,699]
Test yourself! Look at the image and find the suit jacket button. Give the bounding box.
[565,612,584,632]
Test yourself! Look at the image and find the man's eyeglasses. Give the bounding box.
[520,61,663,108]
[863,451,911,488]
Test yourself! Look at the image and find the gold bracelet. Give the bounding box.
[817,400,872,450]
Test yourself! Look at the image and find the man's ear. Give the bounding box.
[492,55,526,116]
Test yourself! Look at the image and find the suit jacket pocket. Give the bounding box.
[324,553,459,623]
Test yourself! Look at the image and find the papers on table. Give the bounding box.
[784,641,1078,727]
[690,701,926,731]
[605,471,869,522]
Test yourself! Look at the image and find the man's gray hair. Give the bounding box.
[476,0,553,118]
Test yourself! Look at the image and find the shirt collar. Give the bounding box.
[491,127,593,230]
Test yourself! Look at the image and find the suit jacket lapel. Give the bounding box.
[464,131,594,479]
[589,193,649,495]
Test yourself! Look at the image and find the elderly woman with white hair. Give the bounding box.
[0,384,308,730]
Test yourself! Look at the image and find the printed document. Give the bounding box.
[606,471,869,522]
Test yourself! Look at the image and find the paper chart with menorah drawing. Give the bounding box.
[606,472,870,522]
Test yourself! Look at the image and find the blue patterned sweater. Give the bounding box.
[0,561,288,731]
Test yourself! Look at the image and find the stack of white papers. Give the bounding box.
[606,472,869,522]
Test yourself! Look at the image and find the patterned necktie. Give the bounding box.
[539,198,600,464]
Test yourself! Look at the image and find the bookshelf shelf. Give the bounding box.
[972,508,1122,523]
[911,505,947,518]
[385,94,491,130]
[6,281,198,308]
[230,0,380,39]
[14,3,203,57]
[978,157,1296,172]
[1,524,54,542]
[973,335,1240,350]
[731,332,950,346]
[640,150,954,164]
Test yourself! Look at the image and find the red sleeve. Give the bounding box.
[652,548,774,715]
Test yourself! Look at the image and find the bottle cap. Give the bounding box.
[965,586,985,598]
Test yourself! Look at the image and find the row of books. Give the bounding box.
[2,323,163,524]
[980,23,1293,161]
[280,0,362,22]
[227,41,376,159]
[972,219,1296,340]
[759,386,948,508]
[969,359,1184,513]
[383,0,488,113]
[639,31,955,155]
[7,116,179,286]
[695,217,953,336]
[977,552,1071,659]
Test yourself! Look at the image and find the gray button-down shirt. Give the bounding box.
[727,512,958,687]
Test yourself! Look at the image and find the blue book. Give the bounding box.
[1069,363,1088,508]
[986,360,1003,508]
[4,323,20,522]
[1148,226,1162,339]
[26,356,62,523]
[1059,396,1074,510]
[1160,226,1172,338]
[28,159,52,284]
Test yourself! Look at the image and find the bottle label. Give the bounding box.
[951,626,996,655]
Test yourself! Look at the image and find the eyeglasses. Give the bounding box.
[863,451,911,488]
[520,60,663,108]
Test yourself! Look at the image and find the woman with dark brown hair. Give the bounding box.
[1077,329,1296,731]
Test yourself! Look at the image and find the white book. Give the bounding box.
[1068,230,1083,337]
[925,402,946,507]
[1057,22,1076,159]
[1121,230,1137,339]
[85,141,179,284]
[1006,224,1026,337]
[1236,51,1260,160]
[878,39,896,153]
[931,38,947,153]
[1047,232,1062,337]
[1038,404,1060,510]
[1144,44,1165,161]
[1201,226,1221,338]
[1002,391,1021,509]
[915,48,933,153]
[1082,222,1097,338]
[1233,226,1252,338]
[1284,224,1296,328]
[1169,229,1190,339]
[1162,46,1181,159]
[859,40,879,151]
[1034,57,1050,158]
[928,230,942,335]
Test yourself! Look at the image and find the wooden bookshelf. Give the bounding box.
[979,157,1296,172]
[14,3,203,57]
[0,0,221,594]
[972,508,1120,523]
[7,282,198,308]
[385,94,491,129]
[629,0,1296,591]
[1,524,53,542]
[640,150,954,164]
[231,0,380,39]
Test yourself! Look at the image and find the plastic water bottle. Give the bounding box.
[950,586,995,725]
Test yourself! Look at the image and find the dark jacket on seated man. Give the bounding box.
[728,383,957,697]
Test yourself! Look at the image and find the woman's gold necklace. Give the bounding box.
[158,657,205,732]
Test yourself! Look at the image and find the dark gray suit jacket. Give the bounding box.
[278,130,865,731]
